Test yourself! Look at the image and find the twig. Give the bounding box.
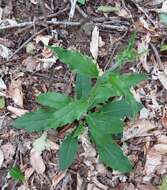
[69,0,77,20]
[76,4,88,18]
[150,43,164,70]
[8,28,47,59]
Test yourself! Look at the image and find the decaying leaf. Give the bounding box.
[30,150,45,174]
[0,44,12,59]
[51,171,66,188]
[123,119,157,141]
[7,106,28,117]
[8,78,23,107]
[33,132,51,153]
[90,26,99,60]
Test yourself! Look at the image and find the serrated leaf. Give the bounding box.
[14,99,88,132]
[48,46,99,78]
[100,99,142,118]
[114,33,138,70]
[14,108,56,132]
[75,73,92,99]
[160,176,167,190]
[86,116,132,172]
[37,92,71,109]
[59,133,79,170]
[97,5,119,13]
[88,112,123,134]
[73,124,84,138]
[89,72,145,112]
[9,166,25,182]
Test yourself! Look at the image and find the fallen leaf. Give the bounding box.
[90,26,99,60]
[51,171,66,188]
[153,144,167,154]
[22,56,38,72]
[0,78,6,90]
[80,129,96,157]
[8,78,23,107]
[7,106,28,117]
[26,42,36,55]
[1,143,16,160]
[33,132,51,153]
[123,119,157,141]
[158,71,167,90]
[24,167,34,180]
[137,33,151,72]
[0,44,12,59]
[30,150,45,174]
[0,148,4,168]
[35,35,52,46]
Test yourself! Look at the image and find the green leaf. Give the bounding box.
[0,97,5,109]
[160,13,167,25]
[86,116,132,172]
[73,124,85,138]
[37,92,71,109]
[160,44,167,52]
[77,0,86,5]
[89,72,145,112]
[160,176,167,190]
[59,133,79,170]
[97,5,119,13]
[14,108,56,132]
[9,166,25,182]
[14,99,88,132]
[114,33,138,70]
[89,113,123,134]
[75,73,92,99]
[48,46,99,78]
[100,99,142,118]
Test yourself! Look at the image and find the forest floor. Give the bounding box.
[0,0,167,189]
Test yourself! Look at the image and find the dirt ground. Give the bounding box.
[1,0,167,189]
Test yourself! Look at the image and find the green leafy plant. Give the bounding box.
[13,34,146,172]
[9,166,25,182]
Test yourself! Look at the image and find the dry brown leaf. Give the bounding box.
[8,78,23,107]
[22,56,38,72]
[144,149,162,177]
[77,173,83,190]
[158,71,167,90]
[24,167,34,180]
[153,144,167,154]
[1,143,16,160]
[137,184,158,190]
[7,106,28,117]
[80,129,96,157]
[35,35,52,46]
[90,26,99,60]
[123,119,157,141]
[51,171,66,188]
[30,150,45,174]
[137,33,151,72]
[0,148,4,168]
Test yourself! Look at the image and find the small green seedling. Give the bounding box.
[13,33,146,172]
[9,166,25,182]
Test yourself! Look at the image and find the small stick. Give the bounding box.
[8,28,47,59]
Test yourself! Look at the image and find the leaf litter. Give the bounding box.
[1,0,167,189]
